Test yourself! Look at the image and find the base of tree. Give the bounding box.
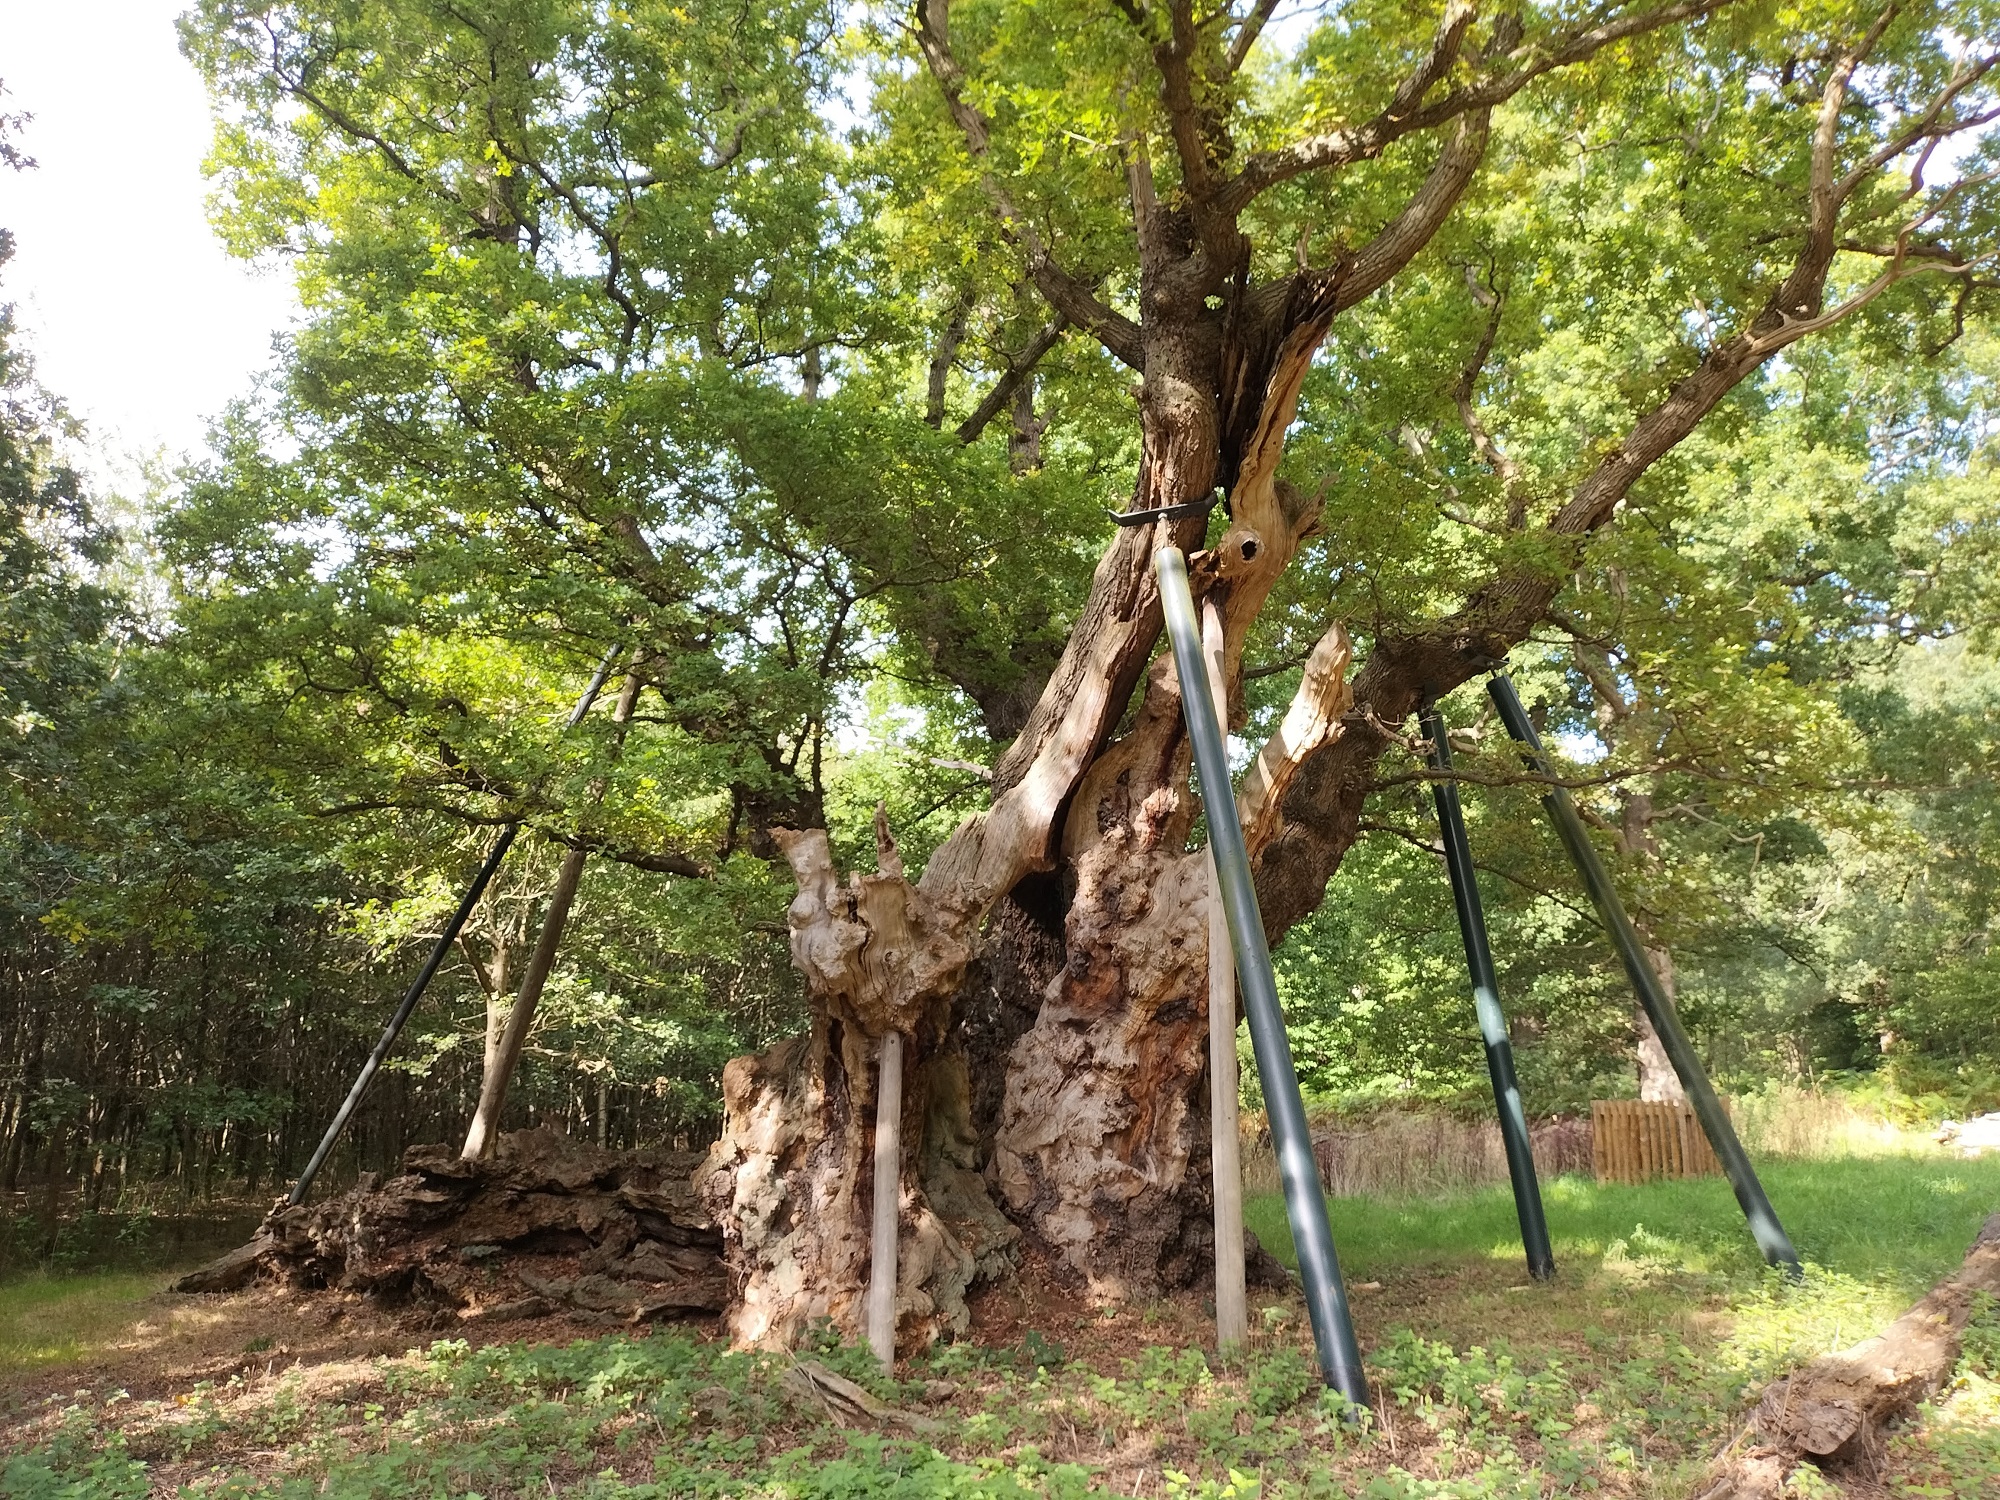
[174,1129,726,1325]
[1697,1212,2000,1499]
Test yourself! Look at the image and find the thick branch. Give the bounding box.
[1249,9,1975,940]
[1335,111,1493,310]
[1215,0,1733,216]
[956,314,1070,443]
[541,828,710,879]
[912,0,1145,369]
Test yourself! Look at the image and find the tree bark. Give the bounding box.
[699,813,1016,1352]
[1635,947,1687,1104]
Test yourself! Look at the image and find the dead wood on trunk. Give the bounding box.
[174,1129,725,1325]
[992,320,1358,1298]
[1697,1212,2000,1499]
[699,815,1016,1355]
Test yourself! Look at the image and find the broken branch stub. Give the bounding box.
[699,811,1013,1355]
[777,813,971,1041]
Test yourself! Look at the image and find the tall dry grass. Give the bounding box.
[1733,1085,1929,1159]
[1238,1087,1932,1202]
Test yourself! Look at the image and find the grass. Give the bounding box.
[0,1272,171,1372]
[0,1155,1993,1498]
[1246,1156,2000,1290]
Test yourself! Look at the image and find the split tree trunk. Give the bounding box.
[699,812,1016,1353]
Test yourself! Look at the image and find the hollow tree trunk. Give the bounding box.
[702,0,1856,1338]
[989,280,1361,1297]
[704,225,1415,1332]
[699,813,1016,1353]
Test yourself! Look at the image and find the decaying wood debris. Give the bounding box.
[1696,1211,2000,1499]
[174,1129,726,1324]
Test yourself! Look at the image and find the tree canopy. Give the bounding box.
[0,1,1994,1291]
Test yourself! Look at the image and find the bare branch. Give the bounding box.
[1226,0,1285,73]
[925,289,974,428]
[539,827,710,878]
[1835,48,1999,206]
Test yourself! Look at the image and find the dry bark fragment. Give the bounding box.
[1696,1211,2000,1499]
[173,1129,725,1321]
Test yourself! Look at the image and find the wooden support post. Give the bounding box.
[866,1030,904,1368]
[1202,601,1248,1354]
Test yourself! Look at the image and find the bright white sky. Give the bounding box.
[0,1,1327,490]
[0,0,299,478]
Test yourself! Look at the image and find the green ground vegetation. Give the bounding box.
[0,1273,172,1373]
[2,1157,1994,1499]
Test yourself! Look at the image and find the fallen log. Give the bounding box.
[1696,1211,2000,1499]
[174,1129,727,1324]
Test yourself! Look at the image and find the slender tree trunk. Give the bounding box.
[1616,792,1688,1104]
[462,848,588,1159]
[463,669,642,1158]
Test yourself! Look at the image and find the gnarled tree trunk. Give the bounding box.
[699,0,1909,1350]
[698,813,1015,1353]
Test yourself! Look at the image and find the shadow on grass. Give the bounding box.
[0,1272,172,1373]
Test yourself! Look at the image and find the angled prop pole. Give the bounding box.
[287,647,622,1205]
[1485,674,1802,1277]
[1155,547,1370,1405]
[1421,703,1555,1281]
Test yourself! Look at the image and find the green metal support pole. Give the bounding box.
[1155,547,1370,1405]
[1421,704,1555,1281]
[1486,674,1802,1277]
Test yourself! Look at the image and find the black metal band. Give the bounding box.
[1106,489,1223,527]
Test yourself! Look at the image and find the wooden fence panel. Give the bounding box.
[1592,1099,1729,1183]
